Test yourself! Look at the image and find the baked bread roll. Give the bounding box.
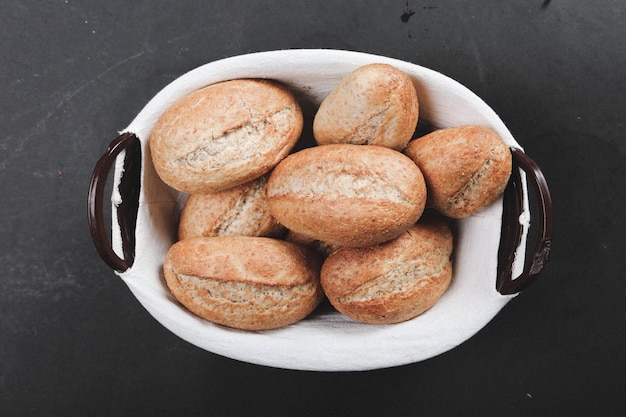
[150,79,303,194]
[178,174,284,241]
[404,125,512,218]
[267,143,427,248]
[312,63,419,151]
[320,214,453,324]
[163,236,324,331]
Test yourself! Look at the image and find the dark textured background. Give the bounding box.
[2,1,625,415]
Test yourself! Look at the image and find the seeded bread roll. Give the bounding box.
[313,63,419,151]
[404,125,512,218]
[163,236,324,331]
[267,144,427,248]
[150,79,303,194]
[178,175,284,241]
[320,215,453,324]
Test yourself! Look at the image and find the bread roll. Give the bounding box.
[404,125,512,218]
[320,215,453,324]
[163,236,324,331]
[267,144,427,248]
[312,63,419,151]
[178,175,284,241]
[150,79,303,194]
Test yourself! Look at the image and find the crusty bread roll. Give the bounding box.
[312,63,419,151]
[163,236,324,331]
[150,79,303,194]
[404,125,512,218]
[267,143,427,248]
[320,214,453,324]
[178,174,284,241]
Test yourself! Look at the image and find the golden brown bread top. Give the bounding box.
[267,144,427,247]
[163,236,324,330]
[404,125,512,218]
[150,79,303,194]
[178,175,284,241]
[322,215,453,296]
[313,63,419,151]
[320,214,454,324]
[165,236,318,286]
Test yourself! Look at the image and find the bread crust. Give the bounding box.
[404,125,512,218]
[150,79,303,194]
[178,175,285,241]
[313,63,419,151]
[163,236,324,331]
[320,215,453,324]
[267,144,427,248]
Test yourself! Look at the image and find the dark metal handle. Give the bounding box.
[497,148,553,294]
[88,133,142,272]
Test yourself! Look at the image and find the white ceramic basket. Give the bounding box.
[88,49,552,371]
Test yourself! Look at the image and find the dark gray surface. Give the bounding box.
[2,1,625,416]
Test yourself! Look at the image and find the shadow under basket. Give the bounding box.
[88,50,552,371]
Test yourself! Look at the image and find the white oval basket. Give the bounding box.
[88,49,552,371]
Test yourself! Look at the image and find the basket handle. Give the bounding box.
[88,133,142,272]
[497,147,553,294]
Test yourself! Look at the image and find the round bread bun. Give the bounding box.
[320,214,453,325]
[404,125,512,218]
[163,236,324,331]
[312,63,419,151]
[178,174,285,241]
[150,79,303,194]
[267,143,427,248]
